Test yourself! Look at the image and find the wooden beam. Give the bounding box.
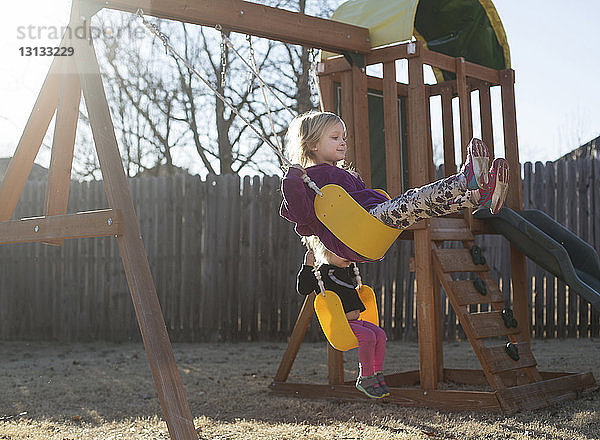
[340,70,355,165]
[327,344,345,385]
[103,0,371,54]
[496,372,597,413]
[366,76,409,97]
[319,56,351,75]
[269,382,502,411]
[424,92,434,182]
[43,57,82,245]
[351,65,371,186]
[366,43,411,65]
[407,43,429,188]
[0,210,122,244]
[500,69,522,210]
[440,85,456,176]
[382,61,402,196]
[318,74,335,112]
[274,293,315,383]
[421,48,500,84]
[73,18,197,440]
[429,80,456,97]
[479,82,494,161]
[498,68,529,345]
[0,57,61,221]
[456,58,473,160]
[407,44,440,390]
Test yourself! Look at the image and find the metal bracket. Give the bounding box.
[341,51,366,71]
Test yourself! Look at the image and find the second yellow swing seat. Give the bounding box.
[314,184,401,261]
[314,284,379,351]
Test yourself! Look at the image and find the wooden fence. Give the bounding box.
[0,156,598,342]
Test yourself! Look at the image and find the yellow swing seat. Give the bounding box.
[314,284,379,351]
[314,184,401,260]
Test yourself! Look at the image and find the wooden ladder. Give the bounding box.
[430,217,543,392]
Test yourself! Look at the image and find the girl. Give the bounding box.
[297,236,390,399]
[280,110,510,262]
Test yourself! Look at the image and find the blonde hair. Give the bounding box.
[302,236,338,268]
[286,111,346,167]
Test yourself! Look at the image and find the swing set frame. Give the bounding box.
[1,0,595,439]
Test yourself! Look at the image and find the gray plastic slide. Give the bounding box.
[473,207,600,311]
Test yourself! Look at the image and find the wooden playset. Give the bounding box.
[1,0,596,439]
[271,36,597,411]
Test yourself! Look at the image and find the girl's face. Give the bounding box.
[313,122,347,165]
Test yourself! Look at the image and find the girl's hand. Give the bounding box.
[304,250,315,266]
[345,310,360,321]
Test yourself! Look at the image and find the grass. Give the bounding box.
[1,338,600,439]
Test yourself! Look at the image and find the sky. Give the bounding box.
[0,0,599,173]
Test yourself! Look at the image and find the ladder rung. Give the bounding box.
[483,343,537,374]
[466,311,521,339]
[433,249,489,273]
[449,279,504,306]
[430,218,473,241]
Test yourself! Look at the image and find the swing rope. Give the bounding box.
[136,10,323,196]
[246,34,284,154]
[313,263,363,297]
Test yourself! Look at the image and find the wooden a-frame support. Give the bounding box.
[0,3,197,439]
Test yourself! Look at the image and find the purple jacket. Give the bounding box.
[280,163,389,262]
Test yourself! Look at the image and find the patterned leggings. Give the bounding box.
[368,173,478,229]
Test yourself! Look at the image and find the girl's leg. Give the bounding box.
[360,321,387,373]
[369,173,478,229]
[348,320,376,377]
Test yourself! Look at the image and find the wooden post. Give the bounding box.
[479,82,494,160]
[408,44,439,390]
[440,85,456,177]
[456,58,472,160]
[73,19,197,440]
[341,71,355,166]
[500,70,522,210]
[383,61,402,196]
[456,57,473,228]
[500,68,529,343]
[0,57,61,221]
[274,293,315,382]
[327,344,345,385]
[351,64,371,186]
[318,72,335,113]
[43,57,81,246]
[424,89,434,182]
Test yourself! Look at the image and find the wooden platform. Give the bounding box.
[269,369,597,413]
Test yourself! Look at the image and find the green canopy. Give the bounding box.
[327,0,510,81]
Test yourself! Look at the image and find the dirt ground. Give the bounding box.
[1,338,600,440]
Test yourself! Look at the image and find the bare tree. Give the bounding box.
[72,0,340,179]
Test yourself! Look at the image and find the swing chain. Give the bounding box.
[308,47,323,108]
[136,9,324,196]
[135,10,170,55]
[246,35,255,94]
[218,25,228,88]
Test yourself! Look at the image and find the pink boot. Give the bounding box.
[478,158,510,214]
[462,138,490,190]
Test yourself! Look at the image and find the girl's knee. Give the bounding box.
[375,326,387,340]
[354,328,377,346]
